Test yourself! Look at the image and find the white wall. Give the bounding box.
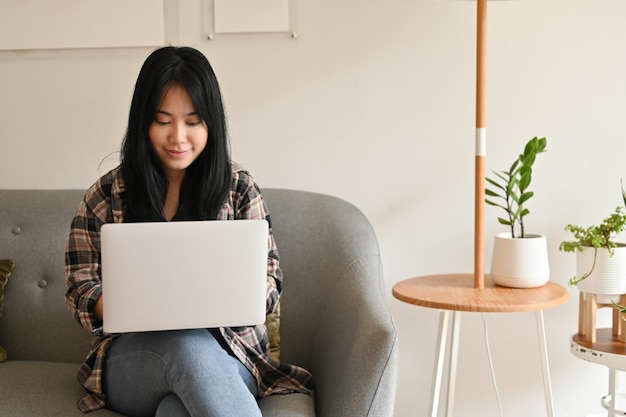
[1,0,625,416]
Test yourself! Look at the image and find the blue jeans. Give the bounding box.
[103,328,261,417]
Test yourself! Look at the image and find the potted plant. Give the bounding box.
[559,188,626,297]
[485,136,549,288]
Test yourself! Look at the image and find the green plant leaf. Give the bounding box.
[498,217,512,226]
[524,137,537,153]
[493,170,510,183]
[485,189,501,197]
[506,177,519,194]
[485,199,508,210]
[534,137,547,152]
[486,177,505,191]
[519,171,531,191]
[521,153,536,168]
[519,191,534,204]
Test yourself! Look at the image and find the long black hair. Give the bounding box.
[121,46,231,222]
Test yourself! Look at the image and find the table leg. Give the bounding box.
[535,310,555,417]
[446,311,461,417]
[428,310,461,417]
[430,310,450,417]
[609,367,616,416]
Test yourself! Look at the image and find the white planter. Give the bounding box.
[576,245,626,301]
[490,233,550,288]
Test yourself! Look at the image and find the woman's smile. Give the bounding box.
[166,149,190,158]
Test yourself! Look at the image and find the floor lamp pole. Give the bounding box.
[475,0,487,289]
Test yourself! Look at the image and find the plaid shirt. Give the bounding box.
[65,164,314,413]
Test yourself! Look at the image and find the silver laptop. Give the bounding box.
[101,220,268,333]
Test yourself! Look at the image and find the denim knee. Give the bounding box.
[104,329,260,417]
[156,393,190,417]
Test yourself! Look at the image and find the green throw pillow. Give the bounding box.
[0,259,14,363]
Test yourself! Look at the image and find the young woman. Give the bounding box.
[65,46,313,416]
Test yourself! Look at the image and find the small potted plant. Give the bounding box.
[485,136,549,288]
[559,187,626,297]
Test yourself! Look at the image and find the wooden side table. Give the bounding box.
[571,329,626,416]
[393,274,569,417]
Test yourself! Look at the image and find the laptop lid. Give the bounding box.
[101,220,268,333]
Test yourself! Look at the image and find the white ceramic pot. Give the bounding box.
[576,245,626,301]
[490,233,550,288]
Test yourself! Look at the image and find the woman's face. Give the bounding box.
[149,85,208,181]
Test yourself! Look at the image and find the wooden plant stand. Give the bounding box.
[578,292,626,343]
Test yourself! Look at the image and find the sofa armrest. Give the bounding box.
[310,254,398,417]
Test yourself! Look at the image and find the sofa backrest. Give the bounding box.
[0,188,381,370]
[261,189,381,369]
[0,190,92,363]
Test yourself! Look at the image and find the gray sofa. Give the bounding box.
[0,188,397,417]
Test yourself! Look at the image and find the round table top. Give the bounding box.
[571,329,626,370]
[392,273,570,313]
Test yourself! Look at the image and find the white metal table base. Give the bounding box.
[609,368,617,416]
[428,310,556,417]
[570,332,626,416]
[601,368,622,416]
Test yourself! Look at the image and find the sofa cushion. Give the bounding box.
[258,392,316,417]
[0,360,314,417]
[0,259,14,362]
[0,360,123,416]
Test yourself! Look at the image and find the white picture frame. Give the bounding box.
[0,0,165,51]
